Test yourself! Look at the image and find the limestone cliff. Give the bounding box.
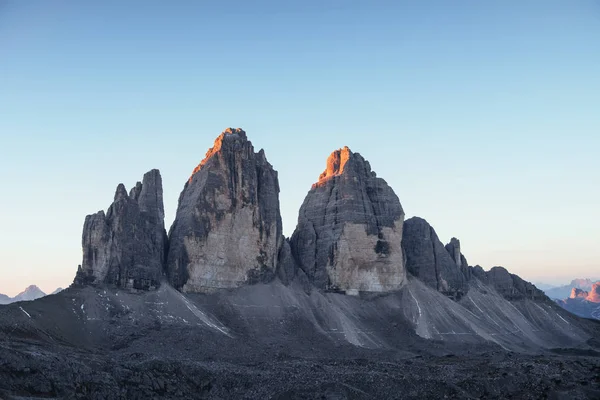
[290,147,406,294]
[74,169,167,290]
[166,128,283,292]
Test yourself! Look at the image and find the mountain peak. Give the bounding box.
[291,146,405,293]
[168,128,283,292]
[13,285,46,302]
[189,127,248,183]
[314,147,376,188]
[317,146,352,181]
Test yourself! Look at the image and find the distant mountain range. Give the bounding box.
[539,278,600,320]
[0,285,63,305]
[538,278,597,300]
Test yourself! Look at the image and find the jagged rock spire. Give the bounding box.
[74,169,168,290]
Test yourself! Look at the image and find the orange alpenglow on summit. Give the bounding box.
[189,128,247,183]
[313,146,353,188]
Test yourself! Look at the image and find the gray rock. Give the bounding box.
[276,239,297,286]
[290,146,406,294]
[74,169,167,290]
[445,237,471,281]
[402,217,468,299]
[166,128,283,292]
[479,266,546,301]
[471,265,488,282]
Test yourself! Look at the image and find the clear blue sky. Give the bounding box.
[1,1,599,296]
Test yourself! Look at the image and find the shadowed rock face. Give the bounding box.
[74,169,167,290]
[276,239,297,286]
[166,128,283,292]
[445,237,471,281]
[402,217,468,299]
[290,147,406,293]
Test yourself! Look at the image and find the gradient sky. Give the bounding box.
[1,1,599,296]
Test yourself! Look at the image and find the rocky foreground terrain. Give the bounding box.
[1,128,599,399]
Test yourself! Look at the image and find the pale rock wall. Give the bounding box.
[326,222,405,293]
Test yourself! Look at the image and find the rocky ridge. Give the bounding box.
[71,128,550,305]
[471,265,547,301]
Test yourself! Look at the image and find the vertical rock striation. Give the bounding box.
[74,169,167,290]
[166,128,283,292]
[402,217,468,299]
[290,147,406,294]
